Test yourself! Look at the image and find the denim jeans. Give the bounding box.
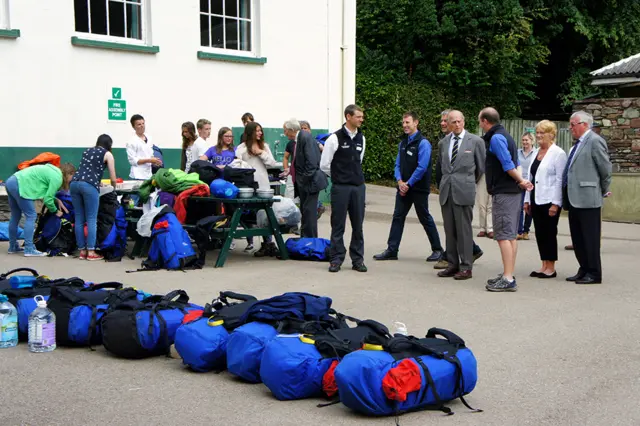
[70,181,100,250]
[6,175,37,251]
[518,192,533,234]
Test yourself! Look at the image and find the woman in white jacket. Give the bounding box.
[524,120,568,278]
[235,121,280,256]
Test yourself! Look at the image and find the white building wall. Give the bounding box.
[1,0,355,152]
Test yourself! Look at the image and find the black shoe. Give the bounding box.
[426,251,443,262]
[566,272,586,282]
[530,271,543,278]
[472,250,484,263]
[373,249,398,261]
[575,275,601,285]
[328,263,341,273]
[352,263,368,273]
[538,271,557,279]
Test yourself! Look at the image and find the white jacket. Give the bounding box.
[524,144,568,207]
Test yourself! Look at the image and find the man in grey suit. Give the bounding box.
[283,118,328,238]
[563,111,612,284]
[437,110,486,280]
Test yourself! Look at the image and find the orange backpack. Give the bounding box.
[17,152,61,170]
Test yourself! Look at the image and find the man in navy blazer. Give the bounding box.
[563,111,612,284]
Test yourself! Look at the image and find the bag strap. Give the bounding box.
[425,327,465,346]
[161,289,189,305]
[359,319,392,338]
[0,268,39,280]
[219,291,257,304]
[84,282,124,291]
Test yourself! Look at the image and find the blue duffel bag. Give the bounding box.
[334,328,480,417]
[225,292,334,383]
[285,238,330,261]
[46,283,144,347]
[101,290,202,359]
[174,291,258,372]
[260,317,391,401]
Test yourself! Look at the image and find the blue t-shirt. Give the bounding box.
[204,147,236,167]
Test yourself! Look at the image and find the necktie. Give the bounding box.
[562,139,580,188]
[451,136,460,165]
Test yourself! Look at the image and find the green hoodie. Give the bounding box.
[138,168,204,202]
[14,164,63,213]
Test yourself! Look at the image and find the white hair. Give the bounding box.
[283,118,301,131]
[570,110,593,127]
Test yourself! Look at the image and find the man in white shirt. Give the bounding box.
[126,114,160,180]
[320,104,367,273]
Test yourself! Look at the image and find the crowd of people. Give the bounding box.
[4,103,613,290]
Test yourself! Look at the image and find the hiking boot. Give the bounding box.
[486,276,518,292]
[473,250,484,263]
[352,263,368,273]
[373,249,398,261]
[433,259,448,270]
[517,234,523,240]
[265,242,279,257]
[426,251,443,262]
[522,232,530,240]
[254,243,269,257]
[329,263,341,273]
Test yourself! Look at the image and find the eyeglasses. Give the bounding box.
[223,135,234,138]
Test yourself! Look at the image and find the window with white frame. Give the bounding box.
[1,0,10,29]
[74,0,146,42]
[200,0,253,52]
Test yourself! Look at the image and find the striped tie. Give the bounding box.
[451,136,460,165]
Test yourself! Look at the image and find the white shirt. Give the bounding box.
[126,134,155,179]
[185,138,210,172]
[235,143,280,190]
[448,130,466,161]
[320,126,366,176]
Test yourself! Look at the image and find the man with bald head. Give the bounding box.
[479,107,533,292]
[436,110,486,280]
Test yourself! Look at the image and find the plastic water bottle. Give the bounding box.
[28,295,56,353]
[0,295,18,348]
[393,321,408,336]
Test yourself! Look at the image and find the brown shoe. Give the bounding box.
[516,234,523,240]
[487,232,494,239]
[437,267,459,278]
[454,270,472,280]
[523,232,529,240]
[433,259,448,270]
[565,244,574,250]
[477,231,487,237]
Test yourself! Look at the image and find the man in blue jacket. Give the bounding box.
[373,112,444,261]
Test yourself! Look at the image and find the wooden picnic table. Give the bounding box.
[115,189,289,267]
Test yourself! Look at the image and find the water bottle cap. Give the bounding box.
[34,295,47,308]
[0,294,8,303]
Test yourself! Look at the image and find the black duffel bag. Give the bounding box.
[190,160,223,184]
[223,166,258,189]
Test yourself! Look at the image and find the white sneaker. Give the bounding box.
[244,243,254,252]
[230,241,236,250]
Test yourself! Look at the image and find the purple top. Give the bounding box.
[204,147,236,167]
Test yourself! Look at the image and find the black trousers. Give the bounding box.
[531,202,560,261]
[568,205,602,280]
[386,190,442,253]
[298,186,319,238]
[330,183,365,266]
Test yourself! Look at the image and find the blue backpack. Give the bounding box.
[151,145,164,174]
[285,238,330,261]
[334,328,481,417]
[34,191,76,256]
[226,292,334,383]
[96,191,127,260]
[46,283,145,347]
[141,211,198,271]
[101,290,202,359]
[174,291,258,372]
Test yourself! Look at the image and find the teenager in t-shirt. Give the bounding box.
[200,127,236,168]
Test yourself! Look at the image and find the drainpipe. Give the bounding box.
[341,0,356,115]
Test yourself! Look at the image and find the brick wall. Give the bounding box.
[573,98,640,173]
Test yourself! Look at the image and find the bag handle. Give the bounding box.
[84,282,124,291]
[162,289,190,305]
[426,327,465,346]
[0,268,39,280]
[359,319,392,338]
[219,291,257,304]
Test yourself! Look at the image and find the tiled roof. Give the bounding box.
[591,53,640,78]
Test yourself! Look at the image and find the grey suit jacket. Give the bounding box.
[565,131,612,209]
[438,132,486,206]
[294,131,328,194]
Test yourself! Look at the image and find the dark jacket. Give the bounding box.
[397,131,432,192]
[482,124,521,195]
[294,131,328,194]
[331,127,365,186]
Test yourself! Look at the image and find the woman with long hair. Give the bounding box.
[235,121,279,256]
[200,127,236,168]
[180,121,200,172]
[70,134,118,261]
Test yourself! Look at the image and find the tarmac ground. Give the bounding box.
[2,185,639,426]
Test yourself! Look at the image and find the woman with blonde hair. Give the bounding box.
[524,120,568,278]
